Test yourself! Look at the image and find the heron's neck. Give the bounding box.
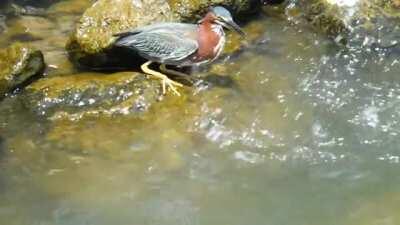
[198,16,225,39]
[196,19,225,62]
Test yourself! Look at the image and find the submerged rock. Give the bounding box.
[0,14,5,34]
[0,43,45,97]
[47,0,93,15]
[1,15,55,43]
[2,3,46,17]
[22,72,164,119]
[66,0,260,68]
[0,1,87,77]
[290,0,400,48]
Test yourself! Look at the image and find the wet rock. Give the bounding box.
[0,136,4,158]
[66,0,175,68]
[66,0,260,68]
[1,15,55,43]
[21,72,163,119]
[290,0,400,48]
[0,42,45,97]
[45,116,188,171]
[2,3,47,17]
[168,0,261,21]
[261,0,285,4]
[0,14,5,34]
[346,192,400,225]
[8,0,61,8]
[0,5,81,76]
[47,0,93,15]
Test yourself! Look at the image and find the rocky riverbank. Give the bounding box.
[0,0,398,121]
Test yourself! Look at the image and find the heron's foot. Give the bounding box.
[160,64,195,84]
[160,76,183,96]
[141,61,183,96]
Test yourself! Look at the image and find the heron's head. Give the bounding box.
[202,6,246,37]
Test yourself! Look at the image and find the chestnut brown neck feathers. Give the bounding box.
[193,12,225,64]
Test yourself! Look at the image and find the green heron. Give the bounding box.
[113,6,245,96]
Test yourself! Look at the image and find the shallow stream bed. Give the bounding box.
[1,1,400,225]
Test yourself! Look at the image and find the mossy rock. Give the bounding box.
[1,15,55,43]
[21,72,163,119]
[168,0,260,21]
[47,0,93,15]
[66,0,175,68]
[66,0,260,68]
[0,42,45,97]
[293,0,400,47]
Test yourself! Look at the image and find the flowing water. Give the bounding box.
[1,1,400,225]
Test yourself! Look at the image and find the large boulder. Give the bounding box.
[66,0,260,68]
[66,0,175,68]
[290,0,400,48]
[21,72,165,119]
[0,42,45,97]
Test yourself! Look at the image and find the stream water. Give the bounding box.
[1,1,400,225]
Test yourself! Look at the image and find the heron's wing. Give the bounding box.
[114,23,196,38]
[114,28,198,63]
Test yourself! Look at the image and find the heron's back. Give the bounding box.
[114,23,200,65]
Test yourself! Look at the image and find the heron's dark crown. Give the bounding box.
[210,6,233,22]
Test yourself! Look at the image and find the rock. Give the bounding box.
[3,3,47,17]
[66,0,260,68]
[261,0,285,4]
[345,192,400,225]
[45,116,188,171]
[0,135,4,158]
[0,15,74,77]
[66,0,175,68]
[10,0,61,8]
[0,3,85,76]
[0,43,45,97]
[21,72,164,119]
[0,14,5,34]
[47,0,93,15]
[290,0,400,48]
[168,0,260,21]
[1,15,55,42]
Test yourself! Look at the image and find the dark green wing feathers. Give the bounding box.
[114,23,198,63]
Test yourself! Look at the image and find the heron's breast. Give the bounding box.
[193,23,224,63]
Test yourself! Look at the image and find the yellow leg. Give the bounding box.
[141,61,183,96]
[159,64,194,83]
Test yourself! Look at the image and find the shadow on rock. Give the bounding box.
[201,73,238,89]
[0,42,45,100]
[0,136,4,158]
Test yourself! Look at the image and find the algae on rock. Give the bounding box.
[66,0,260,68]
[22,72,162,119]
[0,42,45,96]
[66,0,175,68]
[291,0,400,48]
[168,0,260,21]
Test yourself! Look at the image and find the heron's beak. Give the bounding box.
[226,20,246,37]
[217,19,246,37]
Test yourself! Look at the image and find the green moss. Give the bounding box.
[295,0,400,47]
[47,0,92,15]
[23,72,163,119]
[68,0,175,55]
[168,0,260,21]
[66,0,259,68]
[0,43,45,96]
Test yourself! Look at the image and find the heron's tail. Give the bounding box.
[113,31,137,38]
